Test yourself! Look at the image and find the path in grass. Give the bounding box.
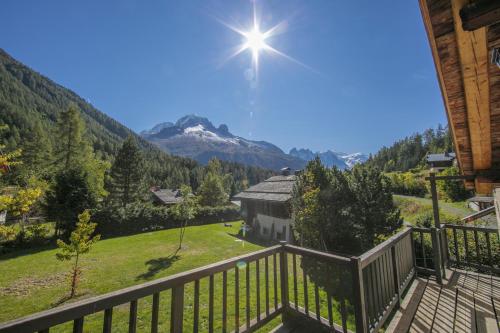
[394,195,496,225]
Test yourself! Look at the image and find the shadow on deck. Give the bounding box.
[387,268,500,333]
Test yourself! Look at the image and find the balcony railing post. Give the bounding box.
[390,245,402,308]
[431,228,443,284]
[351,256,368,333]
[279,241,289,310]
[170,284,184,333]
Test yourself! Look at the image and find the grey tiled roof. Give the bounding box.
[426,153,456,163]
[233,175,296,202]
[151,189,183,205]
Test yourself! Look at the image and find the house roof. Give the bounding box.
[467,196,494,203]
[419,0,500,194]
[426,153,456,163]
[151,189,183,205]
[233,175,296,203]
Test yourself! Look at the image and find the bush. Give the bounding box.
[93,203,170,237]
[93,203,241,237]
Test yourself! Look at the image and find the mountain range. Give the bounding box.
[141,116,368,170]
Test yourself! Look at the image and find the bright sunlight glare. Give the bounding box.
[217,3,312,79]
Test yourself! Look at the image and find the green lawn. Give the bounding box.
[0,222,266,331]
[393,194,496,226]
[0,221,357,332]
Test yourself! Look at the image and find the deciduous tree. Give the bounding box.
[56,210,100,298]
[170,185,197,252]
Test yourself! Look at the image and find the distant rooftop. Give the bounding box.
[151,189,183,205]
[233,175,296,203]
[426,152,456,163]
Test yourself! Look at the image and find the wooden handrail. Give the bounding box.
[443,223,498,233]
[283,244,351,265]
[0,245,282,333]
[359,227,412,268]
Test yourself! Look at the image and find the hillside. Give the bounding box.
[0,49,273,189]
[364,125,453,172]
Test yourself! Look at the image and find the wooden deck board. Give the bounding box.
[387,269,500,333]
[455,288,476,333]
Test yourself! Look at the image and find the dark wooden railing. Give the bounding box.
[0,245,285,333]
[4,223,496,333]
[443,223,499,274]
[357,228,415,332]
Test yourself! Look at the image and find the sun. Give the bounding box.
[243,27,268,62]
[217,3,311,78]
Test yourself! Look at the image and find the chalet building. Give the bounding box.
[233,168,296,242]
[467,195,494,212]
[426,152,456,171]
[150,188,184,206]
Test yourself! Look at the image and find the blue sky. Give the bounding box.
[0,0,446,154]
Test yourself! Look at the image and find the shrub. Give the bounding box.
[93,203,241,237]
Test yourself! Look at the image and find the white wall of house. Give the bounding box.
[254,213,293,242]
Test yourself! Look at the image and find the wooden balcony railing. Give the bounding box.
[0,224,497,333]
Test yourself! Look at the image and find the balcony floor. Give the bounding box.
[387,268,500,333]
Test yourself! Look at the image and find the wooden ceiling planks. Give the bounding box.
[420,0,500,194]
[451,0,491,172]
[488,23,500,171]
[420,0,475,189]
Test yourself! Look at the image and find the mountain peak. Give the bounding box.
[175,114,216,131]
[289,147,367,169]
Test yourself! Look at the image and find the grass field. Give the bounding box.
[0,222,273,331]
[0,221,358,332]
[393,194,496,226]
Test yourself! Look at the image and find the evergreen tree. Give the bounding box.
[54,105,91,170]
[348,165,402,250]
[19,121,52,178]
[108,136,144,206]
[198,159,229,207]
[46,167,101,237]
[292,157,357,253]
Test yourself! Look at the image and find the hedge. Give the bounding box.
[93,203,241,237]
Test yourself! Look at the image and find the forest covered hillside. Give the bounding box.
[0,48,273,190]
[364,125,453,172]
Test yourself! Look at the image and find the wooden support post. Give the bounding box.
[351,257,368,333]
[279,241,289,310]
[390,246,402,308]
[429,173,441,228]
[170,285,184,333]
[429,173,446,280]
[431,228,443,285]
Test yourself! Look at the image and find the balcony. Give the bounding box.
[0,224,498,333]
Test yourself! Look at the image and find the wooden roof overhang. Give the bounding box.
[419,0,500,194]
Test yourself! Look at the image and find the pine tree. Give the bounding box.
[108,136,144,206]
[54,105,90,170]
[56,210,100,298]
[348,165,402,250]
[198,158,229,207]
[19,121,52,178]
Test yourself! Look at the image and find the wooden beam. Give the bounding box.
[419,0,475,190]
[460,0,500,31]
[452,0,492,175]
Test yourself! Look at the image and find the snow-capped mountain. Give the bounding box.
[141,115,367,171]
[289,148,368,169]
[141,115,306,170]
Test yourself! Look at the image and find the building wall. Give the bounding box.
[254,213,294,242]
